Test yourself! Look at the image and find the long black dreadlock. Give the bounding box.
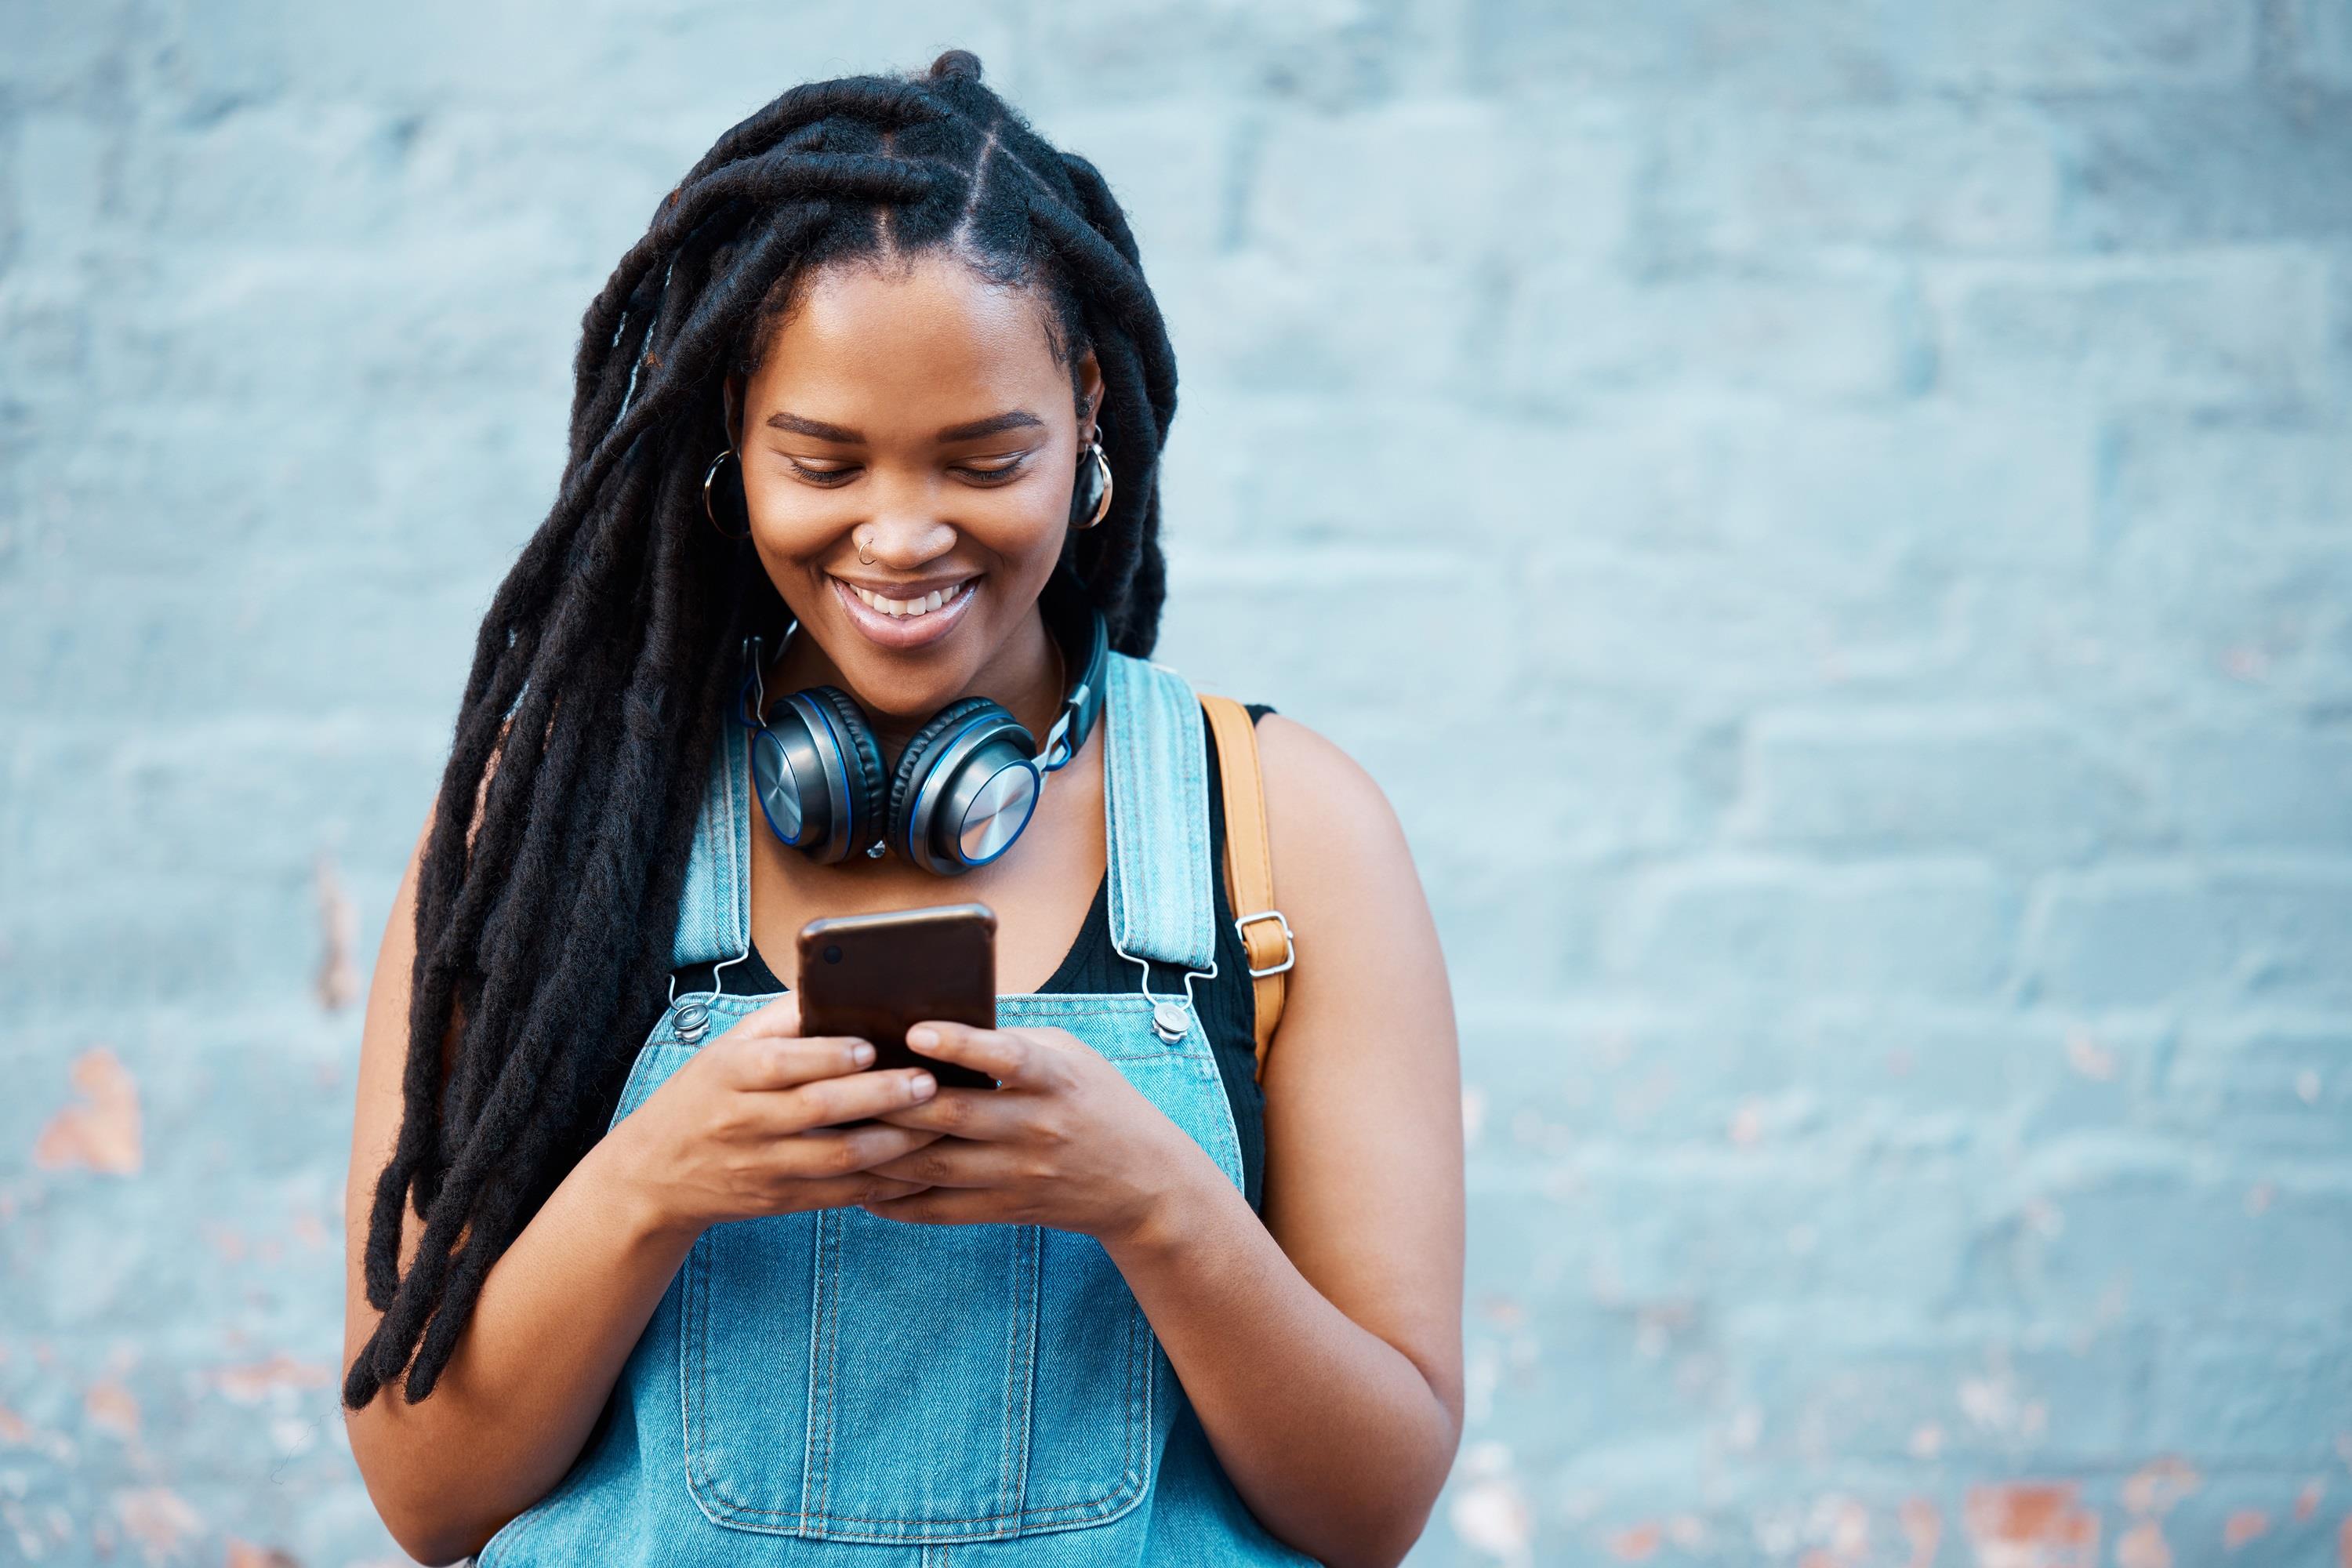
[344,48,1179,1410]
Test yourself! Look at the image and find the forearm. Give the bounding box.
[1102,1149,1460,1568]
[346,1127,699,1564]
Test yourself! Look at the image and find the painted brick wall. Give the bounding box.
[2,3,2348,1564]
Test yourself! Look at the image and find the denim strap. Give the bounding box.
[670,710,750,972]
[1102,652,1218,975]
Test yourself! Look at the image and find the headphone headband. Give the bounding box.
[1034,574,1109,774]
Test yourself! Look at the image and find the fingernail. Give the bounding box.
[851,1040,875,1066]
[909,1073,936,1099]
[907,1026,939,1049]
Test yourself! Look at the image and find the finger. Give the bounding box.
[791,1174,935,1209]
[863,1136,1029,1189]
[786,1122,948,1178]
[860,1186,1008,1225]
[904,1022,1040,1088]
[777,1065,939,1131]
[869,1087,1029,1142]
[727,992,803,1041]
[726,1034,877,1091]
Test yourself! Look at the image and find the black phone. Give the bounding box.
[796,902,1000,1092]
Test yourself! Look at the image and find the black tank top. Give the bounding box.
[670,703,1277,1210]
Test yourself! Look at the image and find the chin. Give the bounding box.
[817,596,991,713]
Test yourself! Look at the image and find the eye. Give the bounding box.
[956,454,1031,484]
[785,458,858,486]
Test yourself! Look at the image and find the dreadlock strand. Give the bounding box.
[369,451,661,1266]
[401,489,714,1401]
[1058,150,1149,270]
[427,477,666,1156]
[387,444,700,1367]
[691,77,942,183]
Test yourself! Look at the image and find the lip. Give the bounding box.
[829,572,980,651]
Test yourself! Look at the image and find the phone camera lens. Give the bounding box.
[823,944,843,964]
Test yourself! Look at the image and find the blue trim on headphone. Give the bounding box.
[746,728,806,850]
[798,691,862,852]
[901,710,1005,862]
[958,757,1043,869]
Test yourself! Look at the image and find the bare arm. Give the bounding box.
[339,810,944,1563]
[1099,713,1466,1567]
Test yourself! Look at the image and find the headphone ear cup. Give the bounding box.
[804,684,887,853]
[887,697,1013,863]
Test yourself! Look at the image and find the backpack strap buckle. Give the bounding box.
[1234,909,1296,978]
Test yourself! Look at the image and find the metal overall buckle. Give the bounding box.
[1106,926,1218,1044]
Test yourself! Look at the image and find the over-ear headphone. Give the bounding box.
[736,575,1109,876]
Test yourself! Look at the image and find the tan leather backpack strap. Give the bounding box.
[1200,693,1293,1082]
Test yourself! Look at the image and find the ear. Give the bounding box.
[1074,348,1105,442]
[722,372,747,451]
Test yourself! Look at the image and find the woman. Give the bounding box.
[340,50,1462,1568]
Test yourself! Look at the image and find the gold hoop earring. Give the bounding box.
[702,448,750,540]
[1072,437,1112,530]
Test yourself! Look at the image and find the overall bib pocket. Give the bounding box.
[666,994,1163,1544]
[682,1205,1152,1541]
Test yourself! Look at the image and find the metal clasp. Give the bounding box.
[665,939,752,1047]
[1234,909,1296,978]
[1105,924,1216,1045]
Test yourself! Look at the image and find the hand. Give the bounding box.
[609,993,949,1240]
[858,1022,1207,1246]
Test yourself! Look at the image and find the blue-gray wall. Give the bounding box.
[3,2,2350,1564]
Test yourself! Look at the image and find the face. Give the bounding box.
[726,251,1102,721]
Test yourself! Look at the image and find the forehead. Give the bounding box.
[746,253,1065,421]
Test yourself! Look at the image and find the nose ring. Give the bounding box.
[857,528,877,565]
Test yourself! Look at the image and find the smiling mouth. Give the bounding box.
[831,576,977,619]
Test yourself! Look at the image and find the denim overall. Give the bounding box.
[475,651,1319,1566]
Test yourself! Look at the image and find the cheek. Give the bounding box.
[739,467,848,556]
[972,477,1076,560]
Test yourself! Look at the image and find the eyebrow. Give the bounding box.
[763,411,862,442]
[763,408,1047,443]
[938,409,1047,441]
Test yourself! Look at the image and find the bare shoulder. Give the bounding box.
[1250,711,1416,880]
[1243,709,1452,1057]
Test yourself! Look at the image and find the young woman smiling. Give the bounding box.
[339,51,1462,1568]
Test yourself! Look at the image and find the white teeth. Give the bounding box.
[847,579,967,619]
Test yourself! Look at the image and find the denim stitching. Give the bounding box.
[799,1210,829,1532]
[1010,1225,1041,1526]
[687,1240,1151,1531]
[689,1294,1150,1530]
[993,1225,1025,1526]
[818,1209,843,1527]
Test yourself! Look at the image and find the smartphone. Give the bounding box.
[796,902,1000,1092]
